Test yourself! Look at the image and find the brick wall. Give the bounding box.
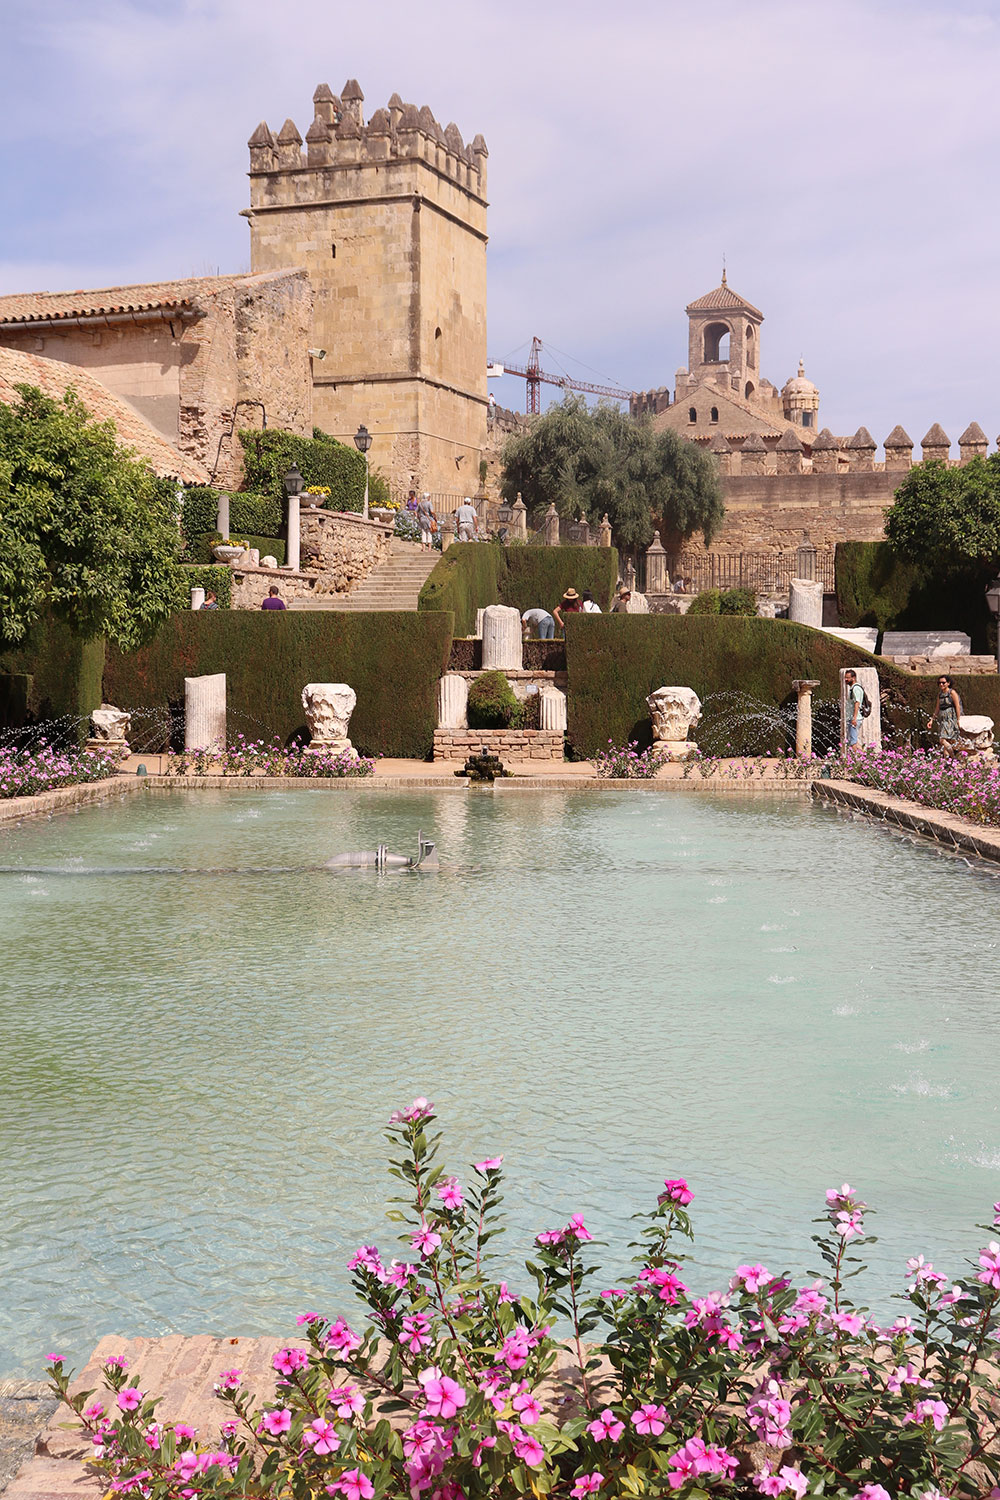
[433,729,564,761]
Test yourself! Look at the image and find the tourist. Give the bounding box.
[522,607,555,640]
[416,493,437,550]
[612,587,632,613]
[455,496,478,542]
[844,669,864,747]
[928,673,962,749]
[581,589,601,613]
[553,588,582,633]
[260,585,286,611]
[200,590,219,610]
[405,489,418,512]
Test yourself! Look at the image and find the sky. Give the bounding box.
[2,0,1000,451]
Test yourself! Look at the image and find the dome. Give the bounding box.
[782,359,818,398]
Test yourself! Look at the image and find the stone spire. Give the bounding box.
[846,426,876,473]
[884,425,913,472]
[958,421,988,464]
[810,426,840,474]
[740,431,767,475]
[921,423,951,464]
[341,78,364,127]
[312,83,339,128]
[247,121,275,170]
[776,427,804,474]
[275,119,303,169]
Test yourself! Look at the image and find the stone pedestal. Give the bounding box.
[512,495,527,540]
[216,492,230,539]
[474,608,486,639]
[792,679,820,758]
[645,532,668,594]
[482,605,523,670]
[302,683,356,753]
[437,673,469,729]
[789,578,824,628]
[85,704,131,758]
[839,667,881,752]
[286,494,301,573]
[538,685,567,733]
[544,503,559,547]
[440,514,455,551]
[190,587,206,611]
[647,686,702,761]
[599,514,612,547]
[185,674,226,751]
[958,715,995,757]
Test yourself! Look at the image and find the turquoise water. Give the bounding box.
[0,786,998,1375]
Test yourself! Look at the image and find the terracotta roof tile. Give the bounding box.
[0,346,208,482]
[0,270,287,327]
[685,280,764,319]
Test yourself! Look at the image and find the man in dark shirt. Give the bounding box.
[260,586,287,611]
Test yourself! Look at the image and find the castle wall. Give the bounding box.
[704,471,896,554]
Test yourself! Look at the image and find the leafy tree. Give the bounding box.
[499,396,724,549]
[0,384,183,649]
[884,454,1000,575]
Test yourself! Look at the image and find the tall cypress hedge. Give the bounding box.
[103,612,454,758]
[418,545,619,635]
[0,615,105,735]
[835,541,991,649]
[563,614,1000,756]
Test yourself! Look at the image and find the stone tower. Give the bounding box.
[244,80,488,492]
[683,272,764,402]
[781,360,820,430]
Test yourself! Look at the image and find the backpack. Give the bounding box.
[860,688,873,719]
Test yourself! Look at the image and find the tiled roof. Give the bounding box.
[685,279,764,319]
[0,346,209,482]
[0,271,283,326]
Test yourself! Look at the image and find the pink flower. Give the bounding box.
[793,1282,827,1316]
[261,1408,292,1436]
[436,1177,464,1210]
[778,1470,809,1500]
[104,1355,129,1370]
[638,1267,687,1304]
[220,1421,239,1439]
[329,1384,365,1419]
[631,1402,668,1436]
[389,1098,434,1124]
[515,1432,545,1466]
[173,1424,196,1443]
[215,1367,242,1391]
[512,1389,542,1425]
[472,1436,497,1467]
[500,1330,530,1370]
[979,1242,1000,1289]
[855,1488,892,1500]
[400,1313,432,1353]
[331,1469,374,1500]
[296,1312,320,1325]
[747,1391,792,1448]
[474,1156,503,1172]
[536,1229,565,1246]
[571,1472,604,1497]
[903,1399,949,1432]
[45,1354,65,1364]
[117,1388,143,1412]
[83,1402,105,1421]
[565,1213,592,1242]
[326,1318,362,1355]
[347,1245,383,1274]
[303,1417,340,1455]
[273,1347,310,1376]
[600,1288,627,1300]
[411,1226,442,1258]
[418,1368,467,1418]
[731,1263,772,1294]
[659,1178,693,1206]
[498,1282,517,1302]
[829,1311,865,1336]
[587,1410,624,1442]
[667,1438,737,1489]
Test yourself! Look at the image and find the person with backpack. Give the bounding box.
[844,669,868,748]
[928,674,962,750]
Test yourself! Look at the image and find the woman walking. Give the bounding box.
[416,493,437,551]
[927,674,962,750]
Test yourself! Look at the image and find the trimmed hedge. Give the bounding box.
[237,428,390,513]
[563,614,1000,757]
[418,545,619,635]
[0,614,105,735]
[178,565,233,608]
[103,611,454,759]
[181,489,284,551]
[189,533,287,566]
[835,540,991,649]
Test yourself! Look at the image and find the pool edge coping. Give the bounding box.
[812,779,1000,864]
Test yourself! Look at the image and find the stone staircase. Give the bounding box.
[289,539,439,611]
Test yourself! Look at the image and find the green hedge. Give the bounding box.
[189,534,286,567]
[181,489,284,551]
[0,614,105,735]
[564,614,1000,756]
[835,541,991,649]
[178,565,233,608]
[103,611,454,758]
[418,545,619,635]
[237,428,390,513]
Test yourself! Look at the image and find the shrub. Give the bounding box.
[467,668,519,728]
[165,736,375,777]
[237,428,390,513]
[0,742,120,797]
[593,738,668,777]
[836,743,1000,824]
[835,540,990,648]
[687,588,721,615]
[177,566,232,609]
[418,546,618,636]
[719,586,757,616]
[180,491,285,553]
[45,1099,1000,1500]
[0,613,105,735]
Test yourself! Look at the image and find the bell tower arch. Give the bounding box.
[684,272,763,396]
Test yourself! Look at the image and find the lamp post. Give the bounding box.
[354,423,373,520]
[985,575,1000,672]
[283,463,304,572]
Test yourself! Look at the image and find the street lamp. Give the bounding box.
[283,463,304,499]
[985,575,1000,672]
[283,464,305,572]
[353,423,373,520]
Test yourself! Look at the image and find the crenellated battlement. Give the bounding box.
[247,79,488,207]
[704,421,997,478]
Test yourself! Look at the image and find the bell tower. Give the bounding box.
[683,272,764,403]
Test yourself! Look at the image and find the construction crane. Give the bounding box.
[488,336,634,415]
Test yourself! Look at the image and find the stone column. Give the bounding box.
[482,604,523,670]
[85,705,131,758]
[646,531,668,594]
[599,514,612,547]
[647,686,702,761]
[474,607,486,639]
[538,685,567,732]
[286,493,301,572]
[440,514,455,552]
[437,673,469,729]
[185,673,226,750]
[216,491,230,539]
[840,666,881,752]
[302,683,356,753]
[788,579,824,627]
[511,495,527,540]
[791,679,820,758]
[190,586,206,611]
[544,503,559,546]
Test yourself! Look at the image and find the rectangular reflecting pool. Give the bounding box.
[0,786,997,1373]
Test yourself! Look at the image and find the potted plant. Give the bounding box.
[302,485,331,509]
[211,537,249,563]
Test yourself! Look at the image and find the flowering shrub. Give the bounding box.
[0,742,120,799]
[165,736,376,778]
[834,744,1000,826]
[593,739,669,778]
[45,1102,1000,1498]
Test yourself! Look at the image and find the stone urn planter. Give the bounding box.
[370,507,397,524]
[212,544,245,563]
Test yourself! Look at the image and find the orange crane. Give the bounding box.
[489,336,633,415]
